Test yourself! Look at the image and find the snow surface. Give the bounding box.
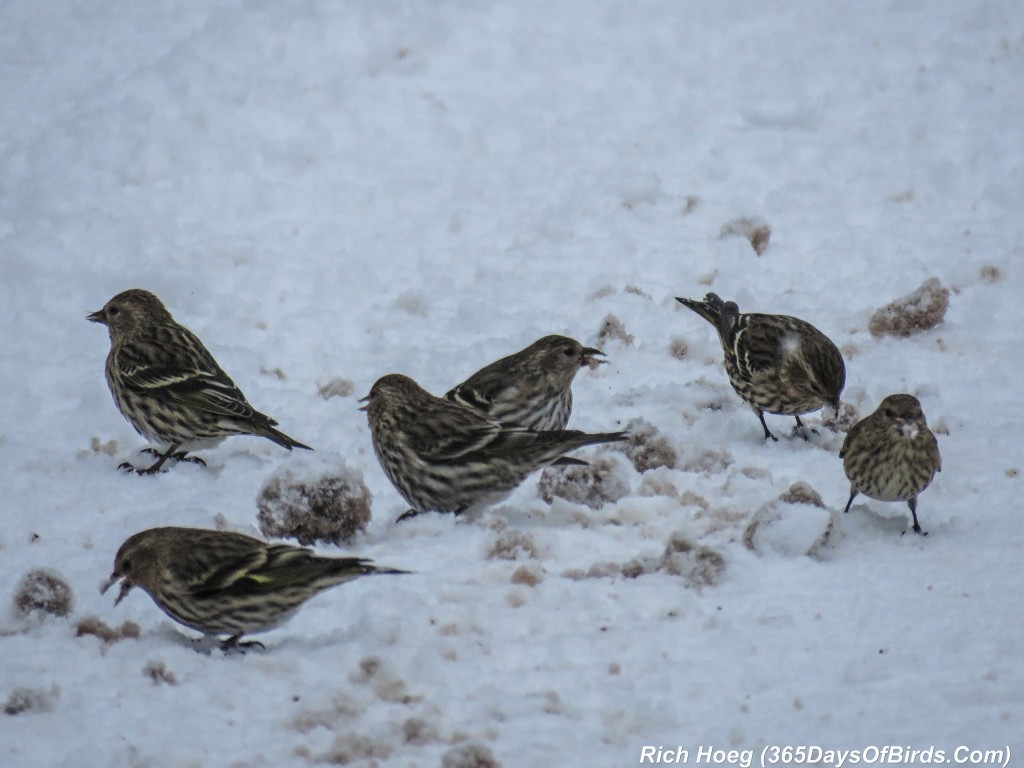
[2,1,1022,766]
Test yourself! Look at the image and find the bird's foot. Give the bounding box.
[395,509,422,523]
[220,635,265,653]
[140,448,206,466]
[790,424,818,441]
[791,416,818,441]
[118,461,166,475]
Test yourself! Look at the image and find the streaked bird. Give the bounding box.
[363,373,627,521]
[88,289,311,473]
[445,335,605,430]
[676,292,846,440]
[102,526,406,650]
[840,394,941,536]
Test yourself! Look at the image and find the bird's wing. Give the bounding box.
[187,546,277,595]
[193,544,379,594]
[115,338,261,421]
[155,530,269,595]
[444,382,498,413]
[390,392,511,460]
[445,357,527,413]
[417,423,510,461]
[428,424,554,463]
[189,544,332,594]
[724,316,785,377]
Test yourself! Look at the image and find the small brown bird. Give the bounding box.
[102,526,406,650]
[445,335,605,430]
[676,292,846,440]
[840,394,941,535]
[363,373,627,521]
[88,289,311,473]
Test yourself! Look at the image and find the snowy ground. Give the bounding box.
[2,1,1022,766]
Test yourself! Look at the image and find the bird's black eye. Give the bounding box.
[120,558,131,573]
[108,306,120,316]
[563,347,575,357]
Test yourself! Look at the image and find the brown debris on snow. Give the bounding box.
[257,461,372,546]
[868,277,949,338]
[613,418,678,473]
[14,569,73,620]
[538,457,630,510]
[720,216,771,255]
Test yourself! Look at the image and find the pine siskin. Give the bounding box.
[88,289,311,473]
[444,335,605,430]
[840,394,941,535]
[101,526,407,650]
[362,373,627,521]
[676,292,846,440]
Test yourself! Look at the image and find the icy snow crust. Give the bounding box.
[1,2,1021,766]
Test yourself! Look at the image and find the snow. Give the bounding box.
[2,1,1022,765]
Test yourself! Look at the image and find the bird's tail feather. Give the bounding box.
[262,425,313,451]
[577,431,629,447]
[676,293,725,326]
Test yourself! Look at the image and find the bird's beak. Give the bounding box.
[100,572,133,605]
[358,394,370,412]
[114,580,134,605]
[581,347,606,367]
[87,310,105,324]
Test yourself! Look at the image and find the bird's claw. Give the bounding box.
[219,636,265,653]
[140,448,205,466]
[118,461,165,475]
[791,425,818,441]
[121,451,206,475]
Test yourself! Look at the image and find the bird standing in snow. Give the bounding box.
[676,292,845,440]
[840,393,941,535]
[89,289,311,473]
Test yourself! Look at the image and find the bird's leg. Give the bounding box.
[756,410,778,441]
[842,489,858,515]
[908,498,927,536]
